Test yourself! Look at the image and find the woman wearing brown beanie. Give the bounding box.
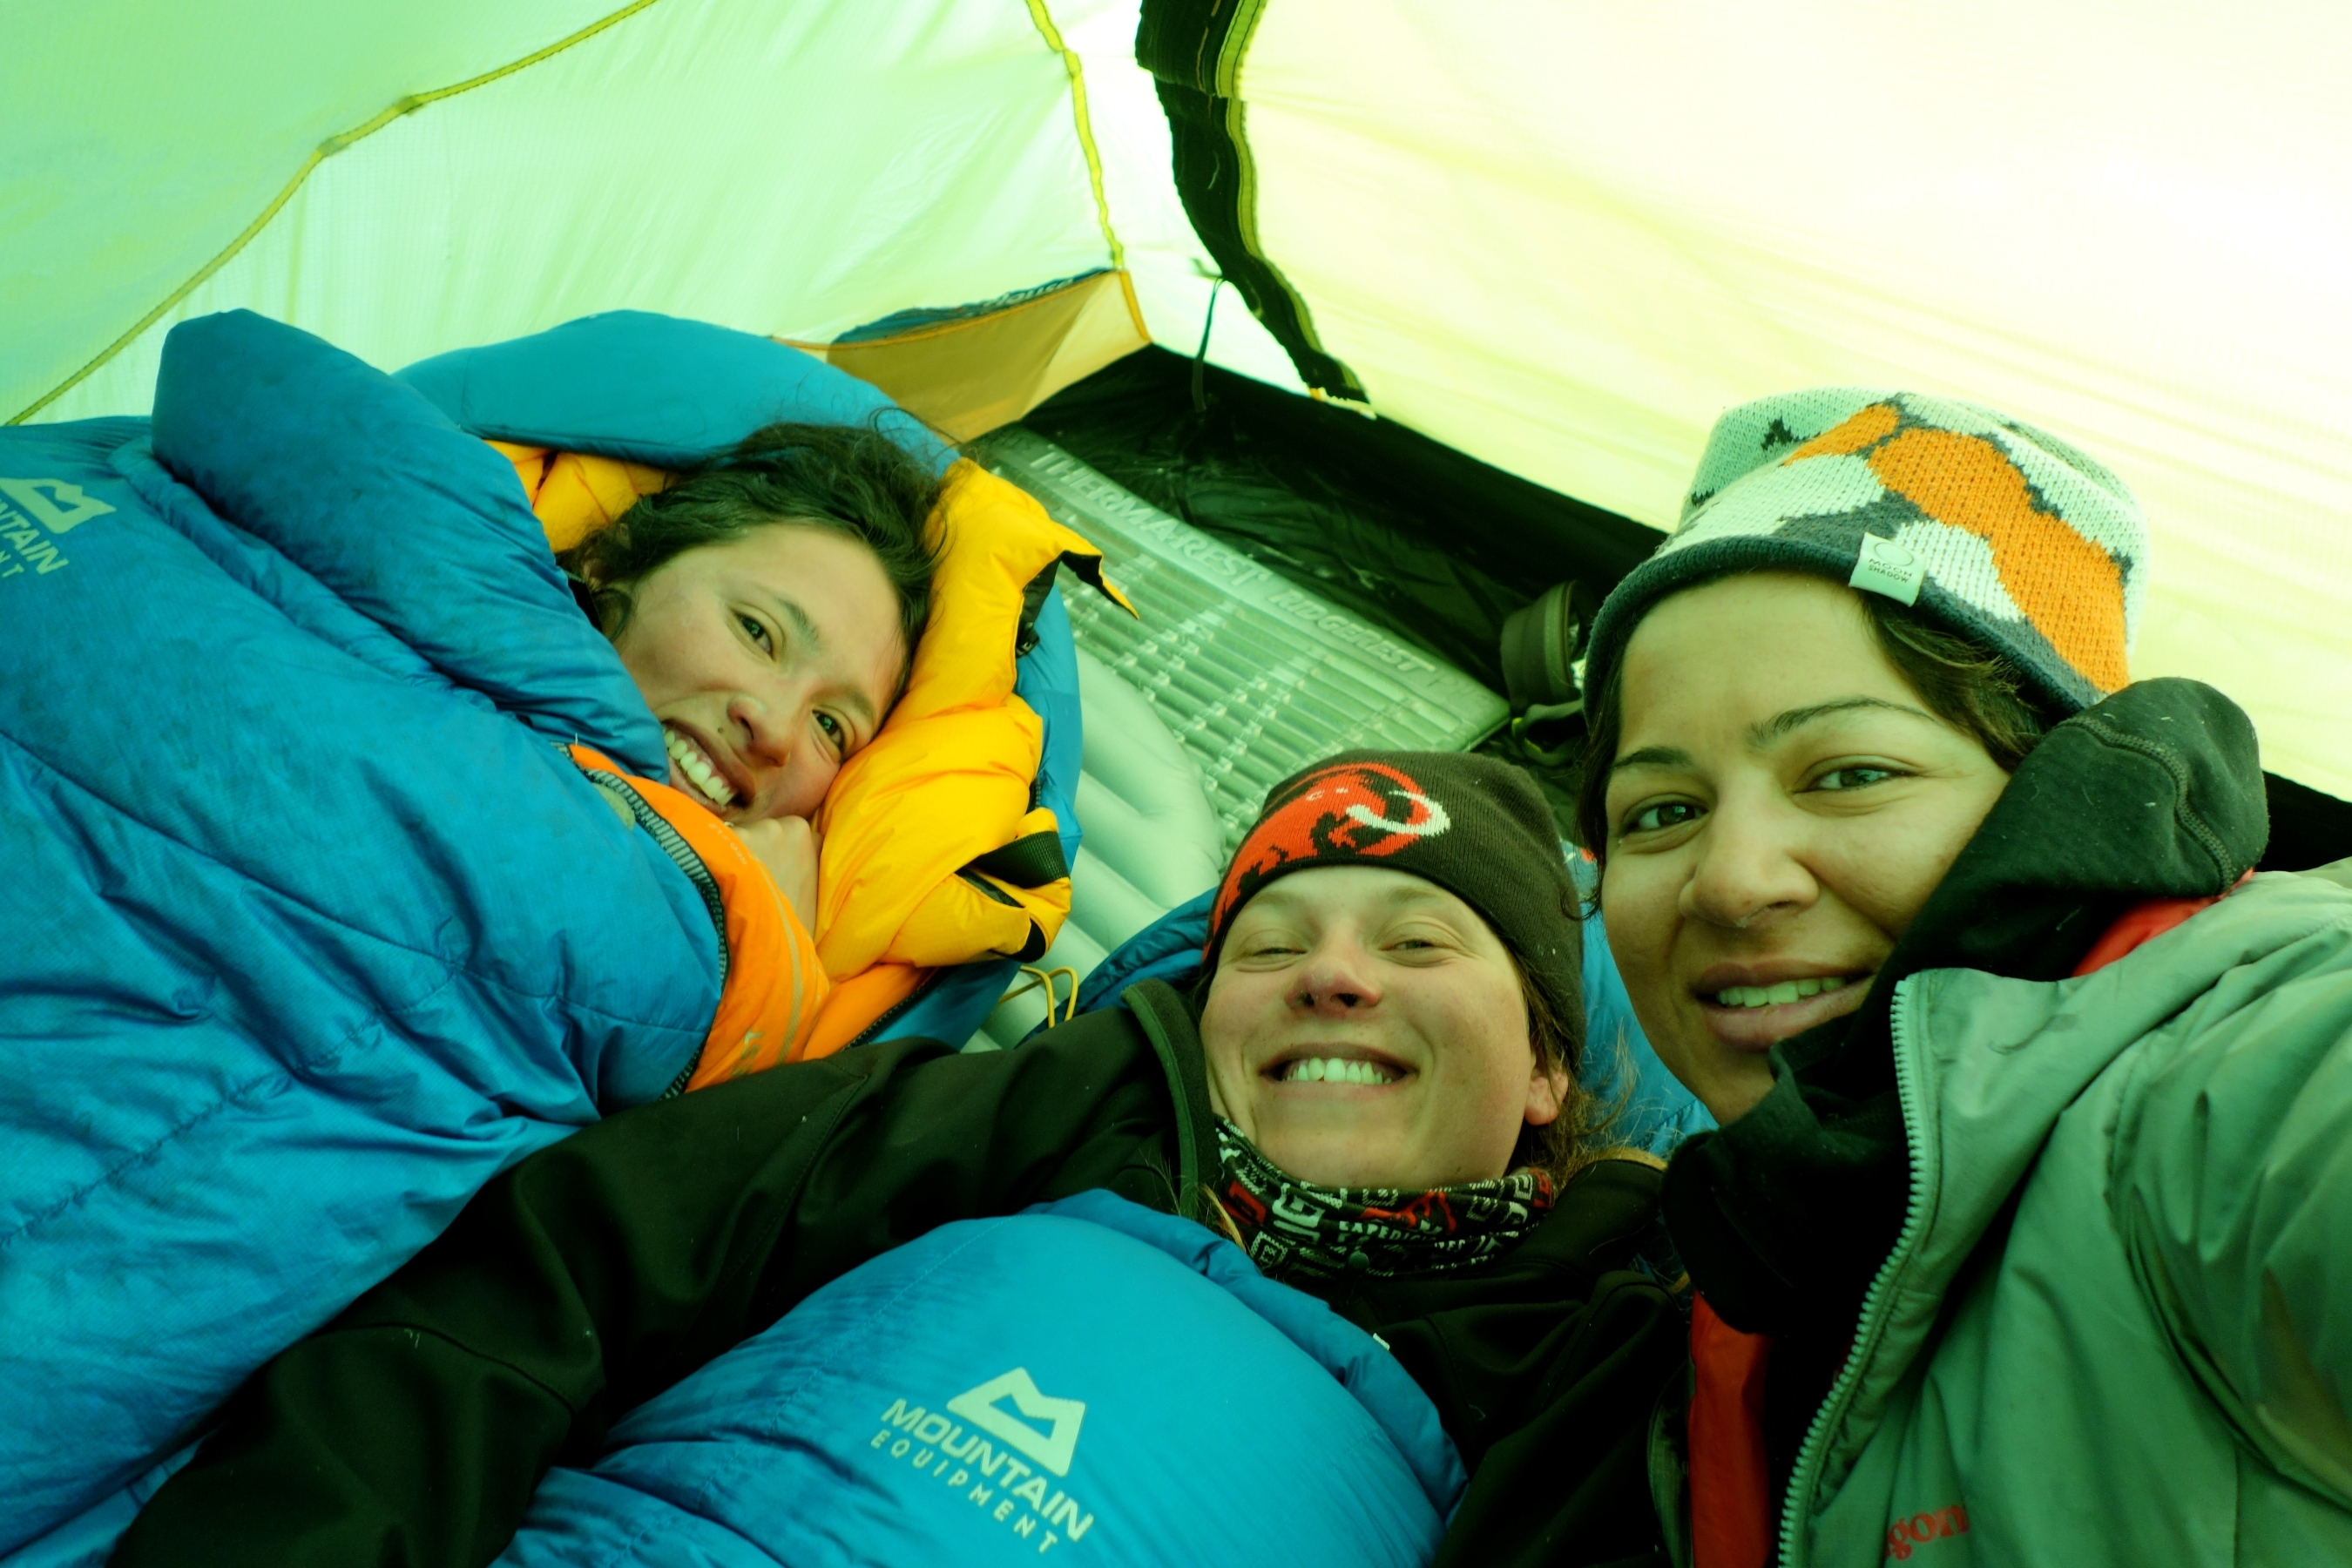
[116,750,1688,1568]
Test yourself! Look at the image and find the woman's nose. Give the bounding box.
[729,689,801,768]
[1288,941,1384,1013]
[1681,799,1818,932]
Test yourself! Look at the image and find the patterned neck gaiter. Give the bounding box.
[1213,1119,1553,1281]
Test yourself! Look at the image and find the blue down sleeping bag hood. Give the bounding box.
[500,1191,1467,1568]
[0,308,1083,1560]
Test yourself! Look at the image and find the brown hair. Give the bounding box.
[1573,584,2056,861]
[1511,946,1641,1185]
[559,419,944,666]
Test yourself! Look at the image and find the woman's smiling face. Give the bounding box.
[1200,865,1568,1190]
[1600,572,2011,1123]
[606,524,905,823]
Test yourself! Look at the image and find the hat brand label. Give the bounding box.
[1849,533,1926,605]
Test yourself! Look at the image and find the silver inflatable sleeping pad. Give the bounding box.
[979,429,1510,853]
[966,645,1228,1049]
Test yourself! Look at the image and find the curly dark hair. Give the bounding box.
[558,419,945,677]
[1573,584,2057,862]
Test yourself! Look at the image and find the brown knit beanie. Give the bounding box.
[1203,750,1584,1036]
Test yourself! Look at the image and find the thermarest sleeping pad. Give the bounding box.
[497,1191,1465,1568]
[978,430,1510,853]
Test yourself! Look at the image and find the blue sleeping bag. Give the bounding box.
[500,1191,1465,1568]
[0,308,1084,1559]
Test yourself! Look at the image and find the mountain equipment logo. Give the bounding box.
[947,1368,1086,1477]
[871,1369,1098,1553]
[0,478,115,535]
[0,477,112,580]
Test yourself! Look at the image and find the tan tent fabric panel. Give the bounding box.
[1233,0,2352,795]
[793,269,1149,443]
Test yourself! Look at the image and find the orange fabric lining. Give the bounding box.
[1689,1294,1775,1568]
[795,963,928,1062]
[486,440,669,551]
[2068,876,2242,976]
[568,745,826,1087]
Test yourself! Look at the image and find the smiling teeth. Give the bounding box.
[1716,977,1847,1009]
[663,728,738,809]
[1282,1058,1398,1085]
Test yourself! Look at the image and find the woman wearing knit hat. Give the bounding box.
[1576,389,2352,1566]
[117,749,1689,1568]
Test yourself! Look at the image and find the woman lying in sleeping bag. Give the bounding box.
[0,308,1105,1560]
[117,750,1691,1568]
[546,418,942,929]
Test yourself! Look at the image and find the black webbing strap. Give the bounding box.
[965,829,1070,889]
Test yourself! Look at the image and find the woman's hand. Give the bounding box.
[736,816,820,931]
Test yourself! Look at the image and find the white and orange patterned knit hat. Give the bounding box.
[1581,388,2147,715]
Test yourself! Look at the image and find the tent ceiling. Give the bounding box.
[1220,0,2352,797]
[5,0,2347,795]
[11,0,1145,424]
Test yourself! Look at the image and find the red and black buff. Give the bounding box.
[1204,748,1585,1036]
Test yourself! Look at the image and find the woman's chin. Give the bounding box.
[1257,1128,1416,1190]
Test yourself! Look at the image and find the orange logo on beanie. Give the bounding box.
[1210,761,1452,936]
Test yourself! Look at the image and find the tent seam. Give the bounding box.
[1218,93,1337,368]
[9,0,671,426]
[1213,0,1270,96]
[1136,0,1364,399]
[1022,0,1151,343]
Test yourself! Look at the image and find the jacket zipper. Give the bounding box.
[841,967,946,1052]
[578,766,729,1100]
[1775,983,1934,1568]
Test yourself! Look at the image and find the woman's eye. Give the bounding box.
[737,612,774,654]
[814,711,847,754]
[1623,800,1700,835]
[1815,765,1900,792]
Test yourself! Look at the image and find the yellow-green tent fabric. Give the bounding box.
[8,0,2349,794]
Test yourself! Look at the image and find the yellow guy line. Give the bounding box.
[1023,0,1152,343]
[10,0,668,425]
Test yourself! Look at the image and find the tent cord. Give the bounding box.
[1191,277,1225,414]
